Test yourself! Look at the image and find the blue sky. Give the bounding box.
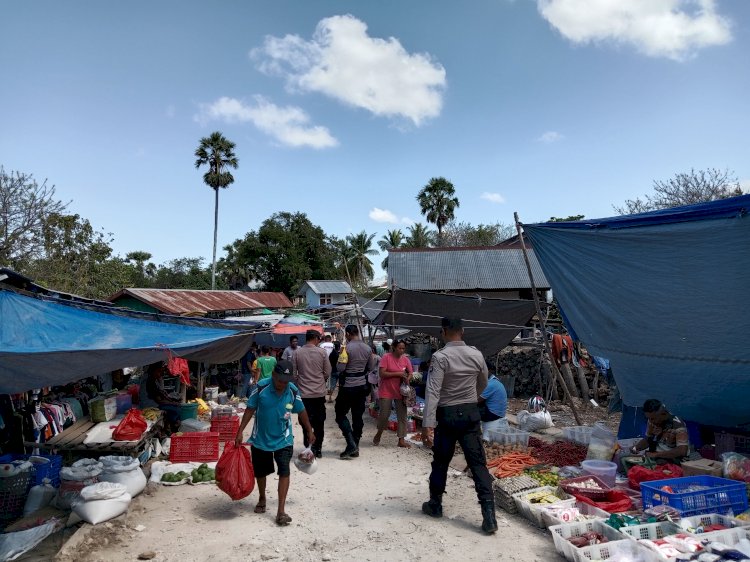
[2,0,749,281]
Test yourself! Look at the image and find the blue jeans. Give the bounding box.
[240,372,254,399]
[328,373,339,392]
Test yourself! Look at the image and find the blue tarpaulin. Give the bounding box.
[523,195,750,427]
[0,290,255,393]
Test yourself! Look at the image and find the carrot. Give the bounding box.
[489,452,539,478]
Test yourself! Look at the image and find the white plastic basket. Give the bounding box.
[619,521,682,541]
[487,427,531,448]
[683,526,750,548]
[677,512,750,535]
[541,500,611,528]
[576,539,659,562]
[512,486,575,528]
[563,426,594,446]
[549,520,627,562]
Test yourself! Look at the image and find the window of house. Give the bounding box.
[320,293,332,305]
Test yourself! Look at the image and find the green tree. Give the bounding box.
[227,212,337,295]
[416,176,460,241]
[548,215,585,222]
[403,222,434,248]
[377,229,403,270]
[344,230,378,288]
[194,131,239,290]
[614,168,743,215]
[438,221,516,247]
[0,167,68,270]
[151,257,217,290]
[126,251,155,285]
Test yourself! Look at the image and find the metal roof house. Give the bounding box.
[108,288,293,317]
[296,280,353,307]
[387,246,550,299]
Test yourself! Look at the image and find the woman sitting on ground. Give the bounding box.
[373,339,413,448]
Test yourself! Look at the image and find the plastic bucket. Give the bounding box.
[581,460,618,488]
[180,402,199,420]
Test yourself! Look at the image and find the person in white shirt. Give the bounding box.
[319,334,335,357]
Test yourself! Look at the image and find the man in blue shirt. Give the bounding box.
[235,360,315,526]
[478,374,509,441]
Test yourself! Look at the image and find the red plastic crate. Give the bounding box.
[170,432,220,462]
[211,417,240,442]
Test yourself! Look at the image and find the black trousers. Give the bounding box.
[335,385,368,445]
[429,403,494,503]
[302,396,326,454]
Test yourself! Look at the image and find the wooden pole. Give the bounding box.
[514,212,582,425]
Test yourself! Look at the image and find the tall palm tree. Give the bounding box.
[377,229,403,270]
[416,176,460,242]
[345,230,378,286]
[404,223,434,248]
[194,131,239,290]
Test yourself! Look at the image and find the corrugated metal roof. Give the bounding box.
[387,247,550,291]
[297,280,352,296]
[108,288,292,315]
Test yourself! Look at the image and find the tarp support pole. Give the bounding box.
[514,212,582,425]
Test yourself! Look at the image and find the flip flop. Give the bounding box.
[398,441,412,449]
[276,513,292,526]
[254,502,266,514]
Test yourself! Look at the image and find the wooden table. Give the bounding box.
[24,413,163,456]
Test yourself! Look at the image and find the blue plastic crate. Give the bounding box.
[0,454,62,488]
[641,475,748,517]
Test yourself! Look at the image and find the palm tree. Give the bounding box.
[416,177,460,242]
[344,230,378,286]
[194,131,239,290]
[377,229,403,270]
[404,223,434,248]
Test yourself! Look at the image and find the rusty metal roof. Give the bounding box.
[387,246,549,291]
[108,288,292,315]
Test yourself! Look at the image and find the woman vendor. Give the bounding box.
[139,362,181,431]
[628,399,691,464]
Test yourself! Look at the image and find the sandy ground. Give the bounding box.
[51,403,560,562]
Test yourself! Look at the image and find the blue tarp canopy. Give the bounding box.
[523,195,750,427]
[0,290,255,393]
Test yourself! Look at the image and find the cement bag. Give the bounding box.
[72,482,131,525]
[517,410,554,432]
[98,456,147,497]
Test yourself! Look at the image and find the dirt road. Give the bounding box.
[56,404,559,562]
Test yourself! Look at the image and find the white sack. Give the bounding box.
[517,410,554,432]
[98,456,146,497]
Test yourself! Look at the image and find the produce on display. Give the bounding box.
[160,471,189,483]
[525,468,561,487]
[528,437,588,467]
[566,531,608,548]
[522,489,564,505]
[488,452,539,478]
[191,464,216,483]
[141,408,161,422]
[722,453,750,483]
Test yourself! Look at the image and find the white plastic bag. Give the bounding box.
[293,447,319,475]
[23,478,57,516]
[0,521,59,561]
[98,456,147,497]
[517,410,554,432]
[72,482,131,525]
[178,418,211,432]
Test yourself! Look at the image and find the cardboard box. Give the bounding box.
[681,458,723,477]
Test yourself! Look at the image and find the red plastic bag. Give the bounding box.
[216,443,255,500]
[112,408,148,441]
[167,356,191,386]
[628,464,683,491]
[574,490,633,513]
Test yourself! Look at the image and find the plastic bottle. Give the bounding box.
[23,478,57,516]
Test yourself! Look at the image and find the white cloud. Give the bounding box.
[480,192,506,204]
[537,0,732,61]
[538,130,564,143]
[401,216,415,225]
[252,14,446,126]
[740,179,750,194]
[195,96,338,149]
[369,208,399,223]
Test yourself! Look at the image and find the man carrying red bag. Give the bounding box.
[235,360,315,526]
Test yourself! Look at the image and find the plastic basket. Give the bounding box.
[512,486,575,528]
[677,512,750,535]
[210,417,240,442]
[0,453,62,488]
[488,427,530,449]
[0,467,34,523]
[541,500,611,528]
[715,431,750,457]
[563,426,594,446]
[561,475,612,501]
[685,526,750,549]
[640,475,749,517]
[576,539,658,562]
[618,521,683,541]
[170,432,220,462]
[549,519,627,562]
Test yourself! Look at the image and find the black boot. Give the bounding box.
[340,434,358,459]
[480,500,498,534]
[422,494,443,518]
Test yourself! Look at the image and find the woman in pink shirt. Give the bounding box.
[373,340,413,448]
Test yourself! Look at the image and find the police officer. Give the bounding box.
[421,317,497,534]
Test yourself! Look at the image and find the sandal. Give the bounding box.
[276,513,292,526]
[398,440,412,449]
[254,502,266,514]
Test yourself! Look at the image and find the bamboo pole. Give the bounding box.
[514,212,582,425]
